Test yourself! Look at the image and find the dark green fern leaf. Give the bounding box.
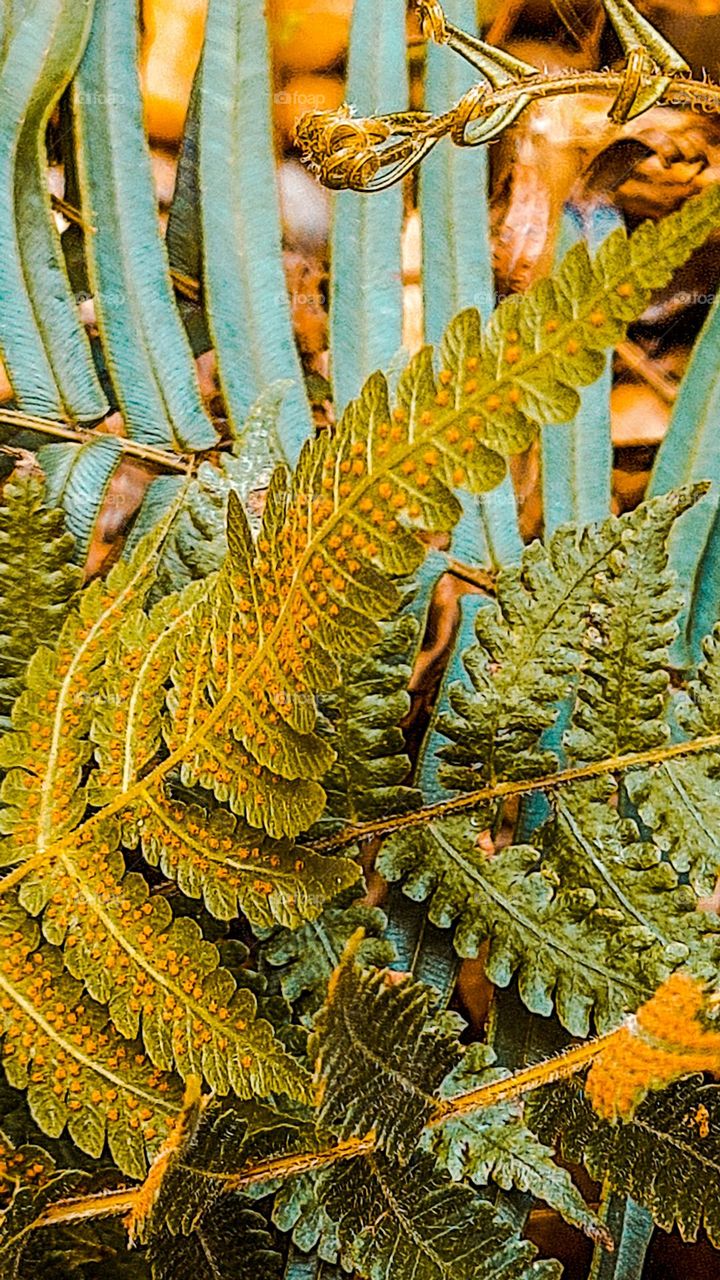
[319,1149,562,1280]
[310,938,462,1161]
[0,1168,99,1280]
[527,1075,720,1247]
[146,1201,282,1280]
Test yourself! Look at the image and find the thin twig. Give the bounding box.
[25,1030,617,1235]
[50,194,201,304]
[616,340,678,405]
[0,408,199,474]
[306,731,720,853]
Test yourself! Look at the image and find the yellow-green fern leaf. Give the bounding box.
[0,900,181,1179]
[159,186,720,839]
[135,790,360,928]
[0,520,179,865]
[17,824,312,1104]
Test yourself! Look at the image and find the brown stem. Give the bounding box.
[27,1029,617,1234]
[0,408,195,474]
[616,341,678,405]
[307,731,720,853]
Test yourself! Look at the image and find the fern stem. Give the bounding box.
[0,408,196,473]
[321,71,720,182]
[307,731,720,853]
[23,1030,621,1236]
[3,729,720,904]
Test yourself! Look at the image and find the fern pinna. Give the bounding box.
[1,174,720,1278]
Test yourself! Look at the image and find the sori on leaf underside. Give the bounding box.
[2,186,720,1276]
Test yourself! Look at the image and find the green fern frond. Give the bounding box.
[527,1075,720,1247]
[567,485,699,762]
[0,474,80,721]
[426,1043,606,1244]
[626,624,720,896]
[378,490,720,1035]
[0,901,181,1178]
[131,1094,320,1278]
[273,1174,340,1264]
[260,892,394,1024]
[136,790,360,929]
[436,489,700,793]
[146,1200,283,1280]
[319,1149,562,1280]
[283,1248,342,1279]
[317,612,422,830]
[0,1165,100,1280]
[310,937,462,1162]
[16,826,312,1103]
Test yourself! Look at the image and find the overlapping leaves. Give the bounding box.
[379,489,720,1035]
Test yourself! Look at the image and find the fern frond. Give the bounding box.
[310,937,461,1161]
[130,1093,315,1279]
[626,624,720,896]
[0,474,80,721]
[317,612,422,830]
[136,790,359,928]
[319,1149,562,1280]
[428,1042,605,1243]
[0,0,107,423]
[132,1092,316,1241]
[198,0,312,461]
[272,1172,340,1264]
[567,485,698,762]
[0,1129,55,1205]
[0,1166,99,1280]
[379,490,718,1035]
[0,901,181,1178]
[39,437,124,566]
[72,0,217,451]
[125,384,290,603]
[17,825,312,1104]
[0,522,174,864]
[436,490,698,792]
[146,1200,283,1280]
[528,1074,720,1247]
[380,819,677,1035]
[260,892,394,1024]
